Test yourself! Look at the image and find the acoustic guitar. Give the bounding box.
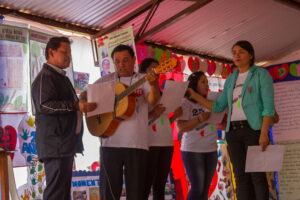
[86,58,177,137]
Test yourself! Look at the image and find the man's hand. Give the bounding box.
[79,100,97,114]
[145,72,158,86]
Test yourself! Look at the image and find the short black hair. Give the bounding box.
[45,37,70,60]
[187,71,206,103]
[139,58,159,73]
[232,40,255,66]
[111,44,135,59]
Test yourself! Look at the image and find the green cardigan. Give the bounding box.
[213,65,275,132]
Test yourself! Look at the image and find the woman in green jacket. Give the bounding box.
[186,40,274,200]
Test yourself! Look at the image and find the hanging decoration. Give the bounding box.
[188,57,200,72]
[221,63,231,79]
[207,60,216,76]
[214,62,223,77]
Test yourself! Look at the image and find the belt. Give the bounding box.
[230,120,248,130]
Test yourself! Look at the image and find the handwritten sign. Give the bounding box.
[272,80,300,142]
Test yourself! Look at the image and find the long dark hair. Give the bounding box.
[187,71,206,103]
[232,40,255,66]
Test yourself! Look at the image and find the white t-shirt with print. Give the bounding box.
[178,98,217,153]
[94,72,151,150]
[231,71,248,121]
[148,103,173,146]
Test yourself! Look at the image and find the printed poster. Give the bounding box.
[29,30,75,85]
[95,26,138,76]
[0,24,29,113]
[71,171,100,200]
[74,71,89,94]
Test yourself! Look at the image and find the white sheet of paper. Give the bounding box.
[87,81,115,117]
[245,145,285,172]
[206,92,226,124]
[160,80,189,114]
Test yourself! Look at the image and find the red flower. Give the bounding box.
[248,87,252,92]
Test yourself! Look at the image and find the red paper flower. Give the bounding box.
[97,36,108,47]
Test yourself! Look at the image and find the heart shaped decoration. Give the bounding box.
[277,63,289,80]
[221,63,231,78]
[188,57,200,72]
[0,125,17,159]
[289,62,300,77]
[207,60,216,76]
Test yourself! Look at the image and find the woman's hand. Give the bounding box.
[259,130,269,151]
[186,88,197,100]
[173,107,183,118]
[200,112,210,122]
[151,104,166,118]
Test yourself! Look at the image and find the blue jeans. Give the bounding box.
[181,151,217,200]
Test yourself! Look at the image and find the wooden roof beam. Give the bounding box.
[92,0,165,39]
[273,0,300,11]
[136,0,213,41]
[0,7,99,35]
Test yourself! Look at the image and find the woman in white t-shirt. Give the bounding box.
[177,71,218,200]
[140,58,182,200]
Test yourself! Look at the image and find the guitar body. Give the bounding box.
[86,82,136,137]
[86,57,177,137]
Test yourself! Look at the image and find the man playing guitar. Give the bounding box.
[80,44,160,200]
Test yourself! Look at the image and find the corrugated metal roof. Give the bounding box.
[1,0,300,62]
[0,0,138,27]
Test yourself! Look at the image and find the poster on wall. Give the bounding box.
[71,171,100,200]
[17,115,37,166]
[265,60,300,142]
[95,26,138,76]
[0,113,26,166]
[0,24,29,113]
[17,161,46,200]
[29,29,74,85]
[74,71,89,94]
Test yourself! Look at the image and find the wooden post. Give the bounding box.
[0,151,9,200]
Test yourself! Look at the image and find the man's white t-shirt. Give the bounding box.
[148,104,173,146]
[95,72,151,150]
[231,71,248,121]
[178,98,217,153]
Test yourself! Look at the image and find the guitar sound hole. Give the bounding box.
[96,115,102,124]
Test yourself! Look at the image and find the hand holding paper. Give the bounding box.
[87,81,115,117]
[160,80,189,114]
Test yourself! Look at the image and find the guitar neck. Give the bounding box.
[116,76,147,102]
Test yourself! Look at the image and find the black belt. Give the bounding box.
[230,120,248,130]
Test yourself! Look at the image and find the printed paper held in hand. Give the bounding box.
[160,80,189,114]
[87,81,115,117]
[245,145,285,172]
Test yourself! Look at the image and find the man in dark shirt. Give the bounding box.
[31,37,96,200]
